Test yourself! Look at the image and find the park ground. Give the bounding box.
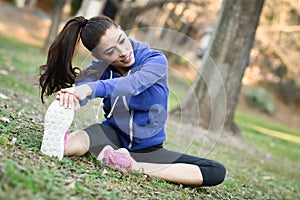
[1,2,300,199]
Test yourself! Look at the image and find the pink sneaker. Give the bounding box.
[64,129,70,149]
[40,100,74,160]
[97,145,134,169]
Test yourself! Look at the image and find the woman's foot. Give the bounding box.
[97,145,137,169]
[40,100,74,160]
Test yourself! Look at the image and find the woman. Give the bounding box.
[39,15,226,186]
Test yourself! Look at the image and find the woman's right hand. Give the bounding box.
[56,84,92,111]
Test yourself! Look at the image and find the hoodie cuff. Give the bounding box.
[87,80,106,98]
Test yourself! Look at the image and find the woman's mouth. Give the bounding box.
[121,52,132,63]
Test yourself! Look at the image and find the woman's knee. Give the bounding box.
[64,130,90,156]
[199,160,226,186]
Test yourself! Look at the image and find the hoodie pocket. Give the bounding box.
[134,111,151,127]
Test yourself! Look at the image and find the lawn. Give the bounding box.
[0,35,299,199]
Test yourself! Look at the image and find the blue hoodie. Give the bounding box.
[77,39,169,151]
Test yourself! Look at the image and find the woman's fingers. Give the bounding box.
[57,90,72,108]
[58,84,92,102]
[73,96,81,112]
[56,93,60,100]
[62,92,68,108]
[56,86,89,110]
[68,94,73,109]
[61,87,74,94]
[55,88,81,111]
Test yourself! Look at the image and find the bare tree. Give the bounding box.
[43,0,67,51]
[24,0,37,13]
[253,0,300,84]
[109,0,206,31]
[177,0,265,135]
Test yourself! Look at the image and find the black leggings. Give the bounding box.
[84,123,226,186]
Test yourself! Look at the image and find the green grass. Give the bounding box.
[235,110,300,168]
[1,35,300,199]
[167,71,191,110]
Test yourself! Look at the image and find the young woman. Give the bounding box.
[39,15,226,186]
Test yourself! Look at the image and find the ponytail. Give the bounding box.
[39,15,117,103]
[39,16,86,103]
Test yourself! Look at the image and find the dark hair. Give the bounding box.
[39,15,117,103]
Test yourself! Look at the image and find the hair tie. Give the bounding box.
[82,19,88,28]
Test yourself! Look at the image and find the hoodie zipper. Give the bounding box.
[122,96,133,149]
[106,70,134,149]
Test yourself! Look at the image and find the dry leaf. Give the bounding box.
[11,137,17,145]
[1,117,10,123]
[66,181,76,189]
[101,168,109,175]
[0,93,9,99]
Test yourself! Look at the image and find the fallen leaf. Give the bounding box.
[11,137,17,145]
[0,70,8,75]
[15,163,27,172]
[1,116,10,123]
[262,176,274,180]
[101,168,109,175]
[66,181,76,189]
[0,93,9,99]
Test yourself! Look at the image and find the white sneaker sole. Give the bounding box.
[40,100,74,160]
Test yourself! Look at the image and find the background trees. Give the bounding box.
[3,0,299,131]
[179,0,265,134]
[44,0,66,51]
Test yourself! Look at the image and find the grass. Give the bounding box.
[0,35,300,199]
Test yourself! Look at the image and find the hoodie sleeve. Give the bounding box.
[75,60,107,106]
[87,51,168,99]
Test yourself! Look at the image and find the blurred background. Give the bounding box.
[1,0,298,129]
[0,1,300,199]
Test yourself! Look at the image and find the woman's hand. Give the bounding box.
[56,84,92,111]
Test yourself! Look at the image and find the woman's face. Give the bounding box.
[92,26,135,68]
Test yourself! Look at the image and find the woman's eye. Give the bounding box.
[120,38,125,44]
[105,49,114,56]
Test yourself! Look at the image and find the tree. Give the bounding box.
[76,0,105,19]
[108,0,206,31]
[177,0,265,135]
[43,0,67,51]
[24,0,37,13]
[252,0,300,85]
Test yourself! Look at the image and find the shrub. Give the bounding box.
[245,87,276,114]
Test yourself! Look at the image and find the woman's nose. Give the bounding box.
[117,45,127,57]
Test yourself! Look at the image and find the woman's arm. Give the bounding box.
[87,53,168,99]
[58,52,168,108]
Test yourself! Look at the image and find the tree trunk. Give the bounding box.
[24,0,37,13]
[178,0,264,135]
[43,0,66,52]
[76,0,105,19]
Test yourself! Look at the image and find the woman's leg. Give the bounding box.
[130,146,226,186]
[64,130,90,156]
[63,125,225,186]
[64,123,122,157]
[134,162,203,186]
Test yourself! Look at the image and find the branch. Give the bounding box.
[260,25,300,33]
[109,0,123,10]
[255,29,298,75]
[285,0,300,13]
[136,0,207,16]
